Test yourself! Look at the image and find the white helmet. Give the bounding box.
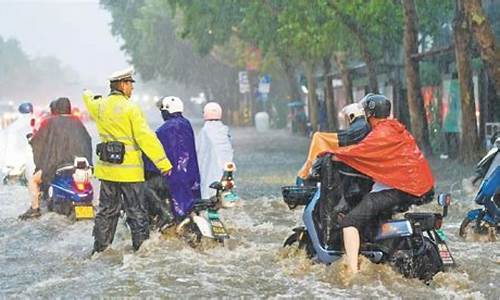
[341,102,366,125]
[157,96,184,113]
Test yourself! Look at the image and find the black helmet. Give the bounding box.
[360,93,391,118]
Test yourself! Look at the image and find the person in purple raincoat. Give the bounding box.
[144,96,201,222]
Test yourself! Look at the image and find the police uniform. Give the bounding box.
[83,67,172,252]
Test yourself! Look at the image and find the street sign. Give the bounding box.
[239,71,250,94]
[258,74,271,94]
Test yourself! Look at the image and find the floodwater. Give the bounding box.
[0,126,499,298]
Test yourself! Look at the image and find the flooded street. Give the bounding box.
[1,127,499,298]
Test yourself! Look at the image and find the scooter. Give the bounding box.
[218,162,240,208]
[177,180,230,244]
[45,157,94,221]
[282,155,455,282]
[2,164,28,186]
[459,136,500,240]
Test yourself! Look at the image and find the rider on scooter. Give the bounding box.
[19,97,92,220]
[297,102,371,183]
[332,94,435,275]
[143,96,201,226]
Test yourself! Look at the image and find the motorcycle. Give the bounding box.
[176,180,230,245]
[281,155,455,282]
[459,136,500,240]
[45,157,94,221]
[2,164,28,186]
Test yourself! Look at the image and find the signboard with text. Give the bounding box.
[238,71,250,94]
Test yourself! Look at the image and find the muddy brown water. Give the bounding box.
[0,127,498,298]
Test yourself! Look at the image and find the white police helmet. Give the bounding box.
[157,96,184,113]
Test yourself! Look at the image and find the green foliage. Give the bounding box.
[101,0,238,93]
[420,62,441,86]
[415,0,454,46]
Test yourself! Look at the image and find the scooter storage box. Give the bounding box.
[281,186,317,209]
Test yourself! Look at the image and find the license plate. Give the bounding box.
[74,205,95,220]
[209,219,229,239]
[438,243,455,265]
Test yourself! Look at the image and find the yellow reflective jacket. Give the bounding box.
[83,90,172,182]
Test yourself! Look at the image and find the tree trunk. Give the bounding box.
[360,43,379,93]
[464,0,500,96]
[323,56,338,131]
[304,61,319,132]
[454,0,481,162]
[280,55,301,102]
[478,68,488,143]
[390,66,411,129]
[333,52,353,104]
[402,0,432,155]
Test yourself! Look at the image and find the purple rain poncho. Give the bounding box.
[144,112,201,218]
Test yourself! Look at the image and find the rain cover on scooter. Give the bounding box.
[333,119,434,197]
[30,98,92,184]
[197,120,234,200]
[146,113,201,217]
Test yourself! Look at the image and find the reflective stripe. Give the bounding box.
[153,157,168,164]
[97,161,143,168]
[125,145,140,151]
[99,134,135,142]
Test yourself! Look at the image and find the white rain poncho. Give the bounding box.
[197,120,234,200]
[0,114,35,179]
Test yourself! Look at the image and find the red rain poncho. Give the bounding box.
[333,119,434,197]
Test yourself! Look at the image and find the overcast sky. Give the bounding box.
[0,0,129,86]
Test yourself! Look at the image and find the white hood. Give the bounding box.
[196,121,234,200]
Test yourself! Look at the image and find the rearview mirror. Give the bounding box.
[437,193,451,217]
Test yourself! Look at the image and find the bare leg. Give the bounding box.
[28,170,42,209]
[343,226,360,274]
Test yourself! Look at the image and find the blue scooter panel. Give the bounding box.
[466,208,497,224]
[303,188,343,264]
[51,174,93,204]
[475,166,500,205]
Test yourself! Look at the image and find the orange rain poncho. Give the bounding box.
[297,132,340,179]
[333,119,434,197]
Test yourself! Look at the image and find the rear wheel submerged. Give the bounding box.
[283,229,314,258]
[391,236,442,282]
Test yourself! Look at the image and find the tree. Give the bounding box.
[402,0,432,154]
[100,0,242,121]
[453,0,481,162]
[464,0,500,96]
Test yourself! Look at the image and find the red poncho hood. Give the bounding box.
[333,119,434,197]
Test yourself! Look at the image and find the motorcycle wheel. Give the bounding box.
[179,220,203,247]
[392,236,442,282]
[459,217,472,238]
[460,216,497,241]
[283,230,314,258]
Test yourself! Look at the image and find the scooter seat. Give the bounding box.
[55,164,74,176]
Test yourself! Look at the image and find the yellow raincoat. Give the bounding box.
[83,90,172,182]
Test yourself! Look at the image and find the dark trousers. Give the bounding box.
[340,189,412,230]
[93,180,149,252]
[144,174,174,225]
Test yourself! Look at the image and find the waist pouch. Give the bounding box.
[96,141,125,164]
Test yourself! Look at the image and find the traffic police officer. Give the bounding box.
[83,67,172,253]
